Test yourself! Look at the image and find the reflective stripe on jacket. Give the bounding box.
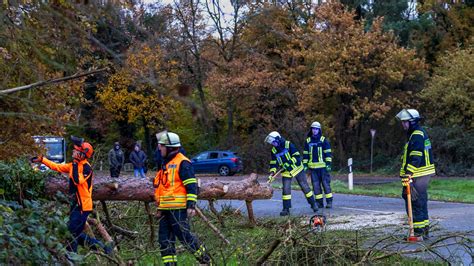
[154,153,191,210]
[303,136,332,169]
[270,140,304,178]
[400,127,435,178]
[42,157,93,212]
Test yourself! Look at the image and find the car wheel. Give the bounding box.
[219,165,230,176]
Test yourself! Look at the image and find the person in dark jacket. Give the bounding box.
[303,121,333,208]
[130,143,147,178]
[396,109,435,239]
[265,131,318,216]
[108,142,124,178]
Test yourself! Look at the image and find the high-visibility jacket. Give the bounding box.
[41,157,94,212]
[269,140,304,178]
[400,126,435,178]
[154,153,197,210]
[303,135,332,169]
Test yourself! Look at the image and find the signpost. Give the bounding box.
[348,158,353,190]
[370,129,376,173]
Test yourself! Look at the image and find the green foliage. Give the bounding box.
[428,126,474,176]
[0,158,51,202]
[0,199,70,264]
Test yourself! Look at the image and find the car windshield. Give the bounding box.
[195,153,208,160]
[45,142,64,161]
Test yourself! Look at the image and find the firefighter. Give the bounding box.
[303,122,333,208]
[265,131,318,216]
[396,109,436,238]
[31,136,111,254]
[154,131,210,265]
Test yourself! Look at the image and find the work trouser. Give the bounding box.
[158,209,210,265]
[310,168,333,206]
[110,166,121,178]
[67,205,105,253]
[282,171,316,209]
[402,175,431,236]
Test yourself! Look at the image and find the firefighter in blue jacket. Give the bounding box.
[303,122,333,208]
[265,131,318,216]
[396,109,435,238]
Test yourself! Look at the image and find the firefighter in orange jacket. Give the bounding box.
[154,131,210,265]
[31,136,110,254]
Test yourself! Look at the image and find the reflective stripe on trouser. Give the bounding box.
[158,209,210,264]
[402,175,430,234]
[310,168,332,203]
[282,171,316,209]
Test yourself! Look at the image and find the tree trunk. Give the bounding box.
[45,173,272,202]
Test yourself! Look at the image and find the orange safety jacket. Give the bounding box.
[42,157,94,212]
[153,153,191,210]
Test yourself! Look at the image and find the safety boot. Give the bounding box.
[422,226,430,239]
[316,199,324,209]
[280,208,290,216]
[311,203,319,213]
[325,199,333,209]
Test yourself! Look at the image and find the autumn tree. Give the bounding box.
[293,2,427,165]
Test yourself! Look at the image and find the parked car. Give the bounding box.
[191,151,243,176]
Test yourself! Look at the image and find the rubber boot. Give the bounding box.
[422,225,430,239]
[325,198,333,209]
[198,253,212,265]
[311,202,318,213]
[280,208,290,216]
[316,199,324,209]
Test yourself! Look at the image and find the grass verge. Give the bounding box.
[273,178,474,203]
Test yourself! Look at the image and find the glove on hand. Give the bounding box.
[267,174,275,183]
[400,175,412,187]
[30,155,43,163]
[326,165,332,172]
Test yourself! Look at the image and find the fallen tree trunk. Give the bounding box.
[45,173,272,202]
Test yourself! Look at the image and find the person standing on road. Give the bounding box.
[396,109,436,238]
[153,131,211,265]
[31,136,111,255]
[303,121,333,208]
[265,131,318,216]
[108,141,124,178]
[130,143,147,178]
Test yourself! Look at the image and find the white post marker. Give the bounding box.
[348,158,353,190]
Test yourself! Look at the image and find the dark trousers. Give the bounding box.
[282,171,316,209]
[402,175,430,235]
[310,168,333,205]
[110,166,121,178]
[67,206,104,252]
[158,209,210,265]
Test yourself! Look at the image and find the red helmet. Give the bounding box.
[71,136,94,161]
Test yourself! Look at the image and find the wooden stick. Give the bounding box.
[256,239,282,265]
[0,68,107,94]
[195,207,230,245]
[87,218,113,243]
[246,200,256,226]
[406,184,415,238]
[144,202,155,247]
[208,199,225,227]
[111,225,138,239]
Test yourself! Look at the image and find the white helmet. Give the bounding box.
[157,131,181,147]
[265,131,281,145]
[311,121,321,129]
[396,109,420,122]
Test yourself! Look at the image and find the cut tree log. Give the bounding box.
[45,173,272,202]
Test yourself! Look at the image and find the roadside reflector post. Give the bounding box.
[348,158,353,190]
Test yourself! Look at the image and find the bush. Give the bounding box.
[429,126,474,176]
[0,158,53,202]
[0,199,70,264]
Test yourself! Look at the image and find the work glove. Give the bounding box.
[267,174,275,183]
[326,164,332,172]
[400,175,412,187]
[30,155,43,163]
[303,165,308,171]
